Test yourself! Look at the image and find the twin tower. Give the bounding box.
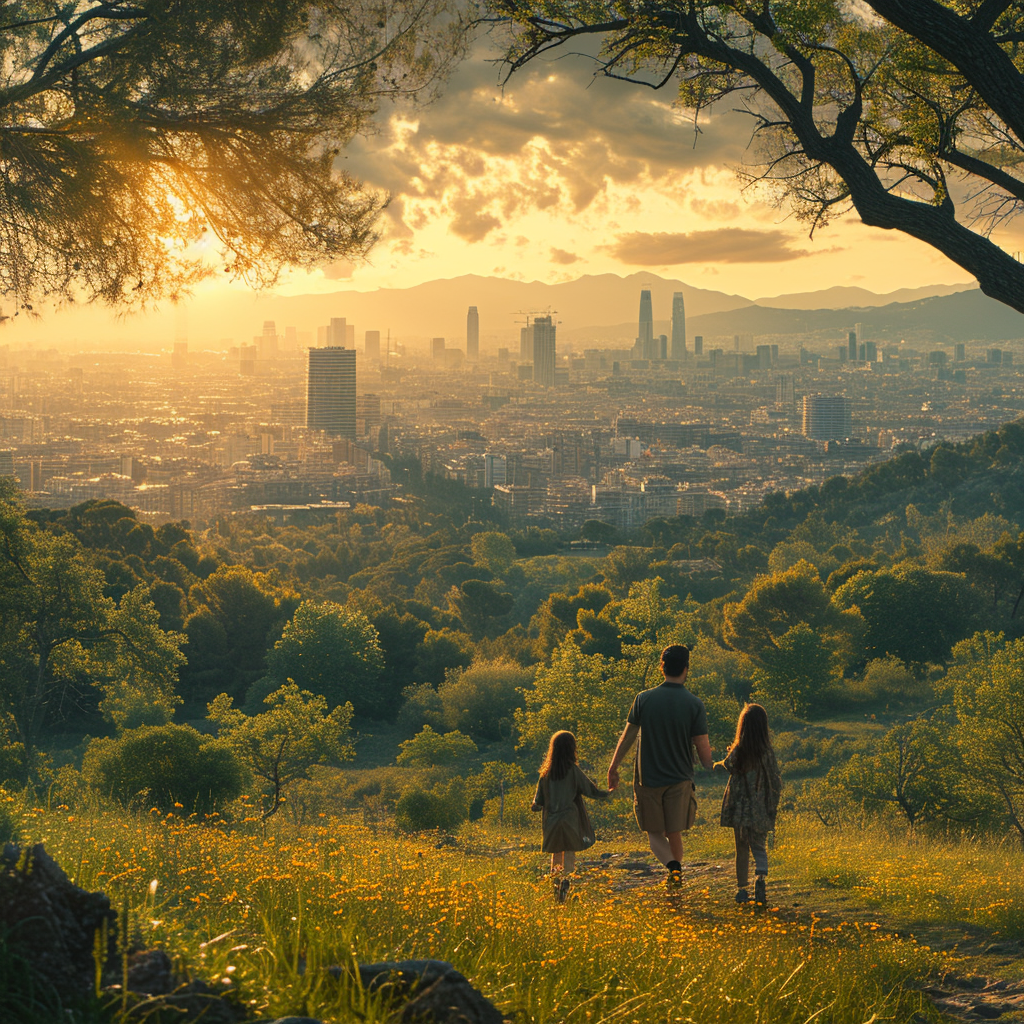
[635,289,687,361]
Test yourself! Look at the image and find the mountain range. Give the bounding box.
[3,271,1010,350]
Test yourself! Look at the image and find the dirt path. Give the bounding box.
[570,850,1024,1023]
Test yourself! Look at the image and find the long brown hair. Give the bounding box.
[728,704,773,773]
[540,730,577,782]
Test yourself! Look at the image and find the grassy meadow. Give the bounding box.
[6,786,1024,1024]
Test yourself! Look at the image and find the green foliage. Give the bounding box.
[209,682,354,820]
[395,777,468,833]
[396,725,477,769]
[833,562,976,667]
[517,638,639,755]
[183,565,298,706]
[471,531,517,575]
[847,657,931,706]
[948,633,1024,845]
[752,623,843,717]
[531,584,613,659]
[82,724,243,813]
[0,789,19,843]
[414,628,474,686]
[397,682,447,737]
[267,599,385,717]
[830,719,946,827]
[438,659,532,740]
[447,579,515,637]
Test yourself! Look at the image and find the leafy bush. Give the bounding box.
[846,657,932,706]
[482,784,535,828]
[395,778,468,832]
[439,659,532,740]
[396,726,477,770]
[82,724,244,813]
[397,682,446,737]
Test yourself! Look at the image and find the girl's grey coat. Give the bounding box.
[719,748,782,837]
[532,765,610,853]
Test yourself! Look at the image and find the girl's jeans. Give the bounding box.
[734,829,768,887]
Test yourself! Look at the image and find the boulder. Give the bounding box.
[0,843,117,1003]
[335,960,505,1024]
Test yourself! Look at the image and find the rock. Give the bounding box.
[0,842,118,1003]
[332,961,507,1024]
[389,973,505,1024]
[126,947,175,995]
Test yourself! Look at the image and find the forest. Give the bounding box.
[1,418,1024,843]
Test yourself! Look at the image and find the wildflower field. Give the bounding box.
[6,793,1024,1024]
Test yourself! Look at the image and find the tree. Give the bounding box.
[470,531,517,576]
[438,658,532,740]
[447,579,515,637]
[833,562,976,667]
[208,682,354,820]
[723,560,862,667]
[0,0,462,307]
[751,622,841,716]
[266,599,385,717]
[947,632,1024,846]
[0,482,185,753]
[516,637,639,754]
[396,724,477,770]
[493,1,1024,312]
[414,627,474,685]
[831,719,946,828]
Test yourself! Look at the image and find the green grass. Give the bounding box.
[2,799,982,1024]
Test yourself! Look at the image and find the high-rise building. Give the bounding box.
[694,335,704,356]
[802,394,851,440]
[638,289,655,360]
[775,374,795,407]
[431,337,446,360]
[756,345,772,370]
[670,291,686,360]
[988,348,1003,365]
[307,347,356,438]
[519,324,534,362]
[484,453,507,488]
[467,306,479,361]
[848,331,858,361]
[658,334,668,360]
[955,343,966,362]
[533,316,556,386]
[365,330,380,361]
[329,317,347,346]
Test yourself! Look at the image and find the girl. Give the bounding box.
[532,730,610,902]
[718,704,782,907]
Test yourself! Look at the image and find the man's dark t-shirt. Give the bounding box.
[627,682,709,787]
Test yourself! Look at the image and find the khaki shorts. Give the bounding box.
[633,780,697,834]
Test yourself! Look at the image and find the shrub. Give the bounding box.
[82,724,244,813]
[397,682,446,737]
[0,789,19,843]
[846,657,932,706]
[395,778,468,832]
[482,784,536,828]
[439,659,532,740]
[396,725,477,770]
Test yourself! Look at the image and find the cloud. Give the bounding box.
[342,41,756,242]
[550,247,581,265]
[606,228,813,265]
[322,260,356,280]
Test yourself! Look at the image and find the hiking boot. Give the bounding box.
[558,877,572,903]
[734,888,751,904]
[754,876,767,906]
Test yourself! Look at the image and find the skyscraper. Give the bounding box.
[431,337,445,360]
[848,331,857,361]
[638,289,655,360]
[328,317,347,346]
[670,291,686,360]
[520,324,534,362]
[365,330,380,361]
[694,335,704,356]
[467,306,479,362]
[802,395,851,440]
[307,347,356,438]
[532,316,556,386]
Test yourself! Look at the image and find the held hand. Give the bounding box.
[607,765,620,791]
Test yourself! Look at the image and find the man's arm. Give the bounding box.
[607,722,639,790]
[693,734,713,771]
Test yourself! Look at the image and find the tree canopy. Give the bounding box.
[0,0,461,308]
[493,0,1024,312]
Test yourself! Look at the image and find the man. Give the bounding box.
[607,644,712,878]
